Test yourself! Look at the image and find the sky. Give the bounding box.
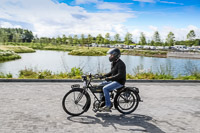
[0,0,200,41]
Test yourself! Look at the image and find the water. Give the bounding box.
[0,50,200,77]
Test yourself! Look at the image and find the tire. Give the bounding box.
[62,88,91,116]
[114,89,139,114]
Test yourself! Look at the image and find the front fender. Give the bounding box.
[71,84,81,89]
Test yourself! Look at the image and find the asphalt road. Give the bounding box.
[0,82,200,133]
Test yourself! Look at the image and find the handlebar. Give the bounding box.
[81,74,104,80]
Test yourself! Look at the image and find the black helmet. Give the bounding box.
[107,48,121,62]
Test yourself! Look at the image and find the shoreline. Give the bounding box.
[167,51,200,59]
[0,79,200,82]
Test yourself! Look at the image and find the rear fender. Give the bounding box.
[125,87,139,93]
[125,87,143,102]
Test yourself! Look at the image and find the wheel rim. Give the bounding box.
[64,91,87,115]
[117,91,138,112]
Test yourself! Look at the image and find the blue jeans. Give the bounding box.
[100,81,123,107]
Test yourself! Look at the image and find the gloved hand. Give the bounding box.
[99,75,105,79]
[105,77,112,81]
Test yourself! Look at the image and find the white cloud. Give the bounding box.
[75,0,133,11]
[149,25,158,31]
[0,0,199,41]
[0,0,134,37]
[0,21,22,28]
[75,0,99,5]
[161,25,200,40]
[132,0,155,3]
[96,2,132,11]
[133,0,184,5]
[159,1,183,5]
[128,25,200,42]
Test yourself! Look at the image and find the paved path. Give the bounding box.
[0,82,200,133]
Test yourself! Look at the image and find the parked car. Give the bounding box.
[156,46,165,50]
[149,46,156,50]
[135,45,143,49]
[143,45,150,49]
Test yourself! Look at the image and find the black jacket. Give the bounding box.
[104,59,126,85]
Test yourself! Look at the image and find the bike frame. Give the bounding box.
[81,75,103,103]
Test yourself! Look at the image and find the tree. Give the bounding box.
[96,34,104,44]
[32,35,39,43]
[87,34,93,44]
[124,32,132,45]
[153,31,161,46]
[139,32,146,45]
[73,35,79,45]
[104,33,110,44]
[114,33,121,44]
[22,30,34,42]
[62,34,67,44]
[13,33,22,43]
[166,32,175,46]
[80,34,85,46]
[56,36,62,44]
[187,30,196,41]
[51,37,56,45]
[67,35,73,45]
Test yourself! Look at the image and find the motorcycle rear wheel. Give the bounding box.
[114,89,139,114]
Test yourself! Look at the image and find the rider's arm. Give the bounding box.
[104,71,112,77]
[106,62,125,81]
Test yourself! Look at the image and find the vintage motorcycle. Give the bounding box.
[62,74,142,116]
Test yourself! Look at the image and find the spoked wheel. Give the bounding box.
[114,89,139,114]
[62,89,90,116]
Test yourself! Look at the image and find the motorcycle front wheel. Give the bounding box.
[62,88,91,116]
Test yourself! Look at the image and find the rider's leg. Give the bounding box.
[102,81,123,108]
[99,81,111,107]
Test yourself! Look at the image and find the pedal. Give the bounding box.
[92,108,97,113]
[102,109,112,112]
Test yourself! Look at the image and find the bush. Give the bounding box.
[0,50,21,61]
[19,68,38,79]
[69,49,106,56]
[0,72,13,78]
[18,67,83,79]
[0,45,35,53]
[67,67,83,78]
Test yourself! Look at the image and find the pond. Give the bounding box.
[0,50,200,77]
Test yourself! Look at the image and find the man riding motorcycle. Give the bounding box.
[99,48,126,112]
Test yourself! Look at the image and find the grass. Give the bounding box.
[0,65,199,80]
[0,45,35,62]
[0,72,12,78]
[0,50,21,62]
[0,45,35,53]
[43,45,78,51]
[69,49,105,56]
[127,64,174,80]
[18,67,83,79]
[68,47,109,56]
[2,42,169,57]
[122,49,167,58]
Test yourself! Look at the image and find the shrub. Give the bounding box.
[0,72,13,78]
[67,67,83,78]
[19,68,38,79]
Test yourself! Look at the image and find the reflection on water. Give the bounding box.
[0,50,200,77]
